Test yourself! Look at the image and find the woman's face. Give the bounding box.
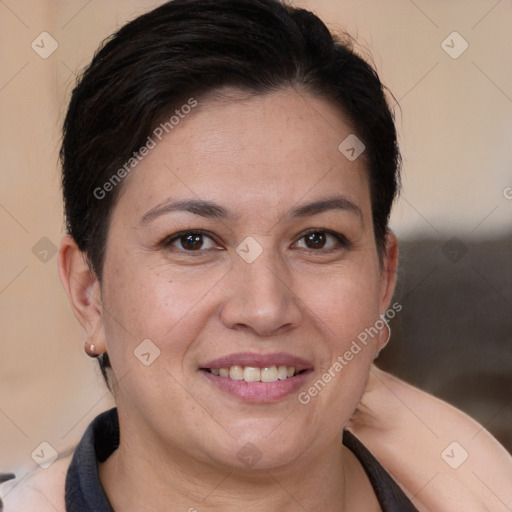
[95,88,397,471]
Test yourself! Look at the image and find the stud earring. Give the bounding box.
[84,340,98,358]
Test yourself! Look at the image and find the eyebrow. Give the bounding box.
[289,197,363,220]
[140,199,232,224]
[139,195,363,224]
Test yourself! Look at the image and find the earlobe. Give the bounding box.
[374,319,391,358]
[58,235,106,354]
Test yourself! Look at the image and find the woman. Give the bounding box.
[3,0,511,510]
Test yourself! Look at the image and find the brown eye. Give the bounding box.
[294,229,350,251]
[180,233,204,250]
[304,231,327,249]
[163,231,219,252]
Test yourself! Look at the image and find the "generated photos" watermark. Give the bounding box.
[93,98,198,200]
[298,301,402,405]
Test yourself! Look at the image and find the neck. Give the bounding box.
[99,423,379,512]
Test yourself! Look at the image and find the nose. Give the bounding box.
[219,248,303,337]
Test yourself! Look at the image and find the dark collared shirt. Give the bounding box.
[65,408,418,511]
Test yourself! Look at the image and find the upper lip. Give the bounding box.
[201,352,314,372]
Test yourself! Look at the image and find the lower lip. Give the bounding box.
[201,370,312,402]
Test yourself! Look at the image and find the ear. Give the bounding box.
[58,234,106,353]
[376,230,399,348]
[378,229,399,309]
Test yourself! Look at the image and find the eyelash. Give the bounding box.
[159,229,351,254]
[159,229,220,254]
[294,228,351,252]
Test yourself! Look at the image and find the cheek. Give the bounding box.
[100,254,226,365]
[297,260,381,398]
[302,262,381,343]
[99,260,219,416]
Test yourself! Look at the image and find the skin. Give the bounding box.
[5,373,512,511]
[59,87,398,511]
[351,367,512,511]
[2,86,512,512]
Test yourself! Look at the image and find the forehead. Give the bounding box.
[115,88,370,221]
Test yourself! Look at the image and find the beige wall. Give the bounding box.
[1,0,511,477]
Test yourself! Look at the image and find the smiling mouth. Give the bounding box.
[202,366,307,383]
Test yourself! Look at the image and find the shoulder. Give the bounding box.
[1,454,71,512]
[349,366,512,512]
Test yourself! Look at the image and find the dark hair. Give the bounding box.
[60,0,401,379]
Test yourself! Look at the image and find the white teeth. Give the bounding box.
[261,366,278,382]
[243,367,261,382]
[229,365,244,380]
[210,365,298,382]
[277,365,288,380]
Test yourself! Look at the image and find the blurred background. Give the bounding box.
[1,0,511,488]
